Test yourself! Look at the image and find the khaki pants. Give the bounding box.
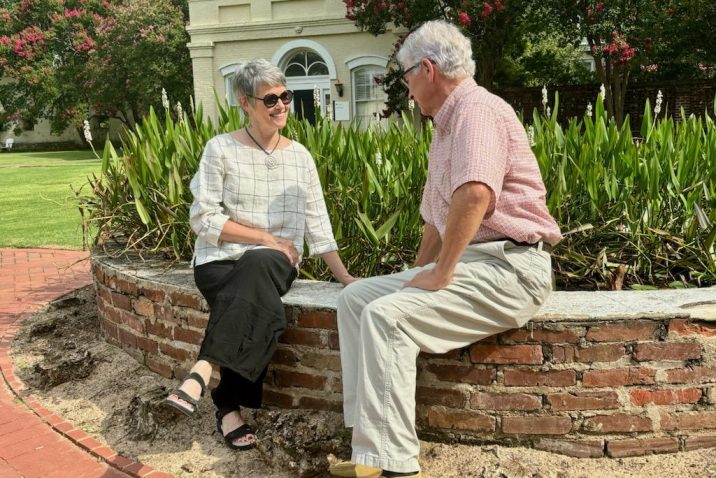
[337,241,553,473]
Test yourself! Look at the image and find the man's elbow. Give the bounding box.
[454,181,492,208]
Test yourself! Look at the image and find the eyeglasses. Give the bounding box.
[247,90,294,108]
[399,61,422,88]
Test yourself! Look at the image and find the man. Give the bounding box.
[329,20,562,478]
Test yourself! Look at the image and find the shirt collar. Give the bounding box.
[433,78,478,136]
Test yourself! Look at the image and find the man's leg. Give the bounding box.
[350,244,553,473]
[337,268,425,427]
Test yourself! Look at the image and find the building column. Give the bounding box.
[188,41,216,121]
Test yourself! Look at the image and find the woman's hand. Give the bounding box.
[337,273,358,287]
[264,235,299,266]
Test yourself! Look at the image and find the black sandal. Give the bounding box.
[216,409,256,451]
[162,371,207,416]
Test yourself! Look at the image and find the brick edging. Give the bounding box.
[0,312,175,478]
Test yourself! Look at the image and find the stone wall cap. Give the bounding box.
[93,255,716,322]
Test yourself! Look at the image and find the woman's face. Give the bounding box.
[243,83,290,132]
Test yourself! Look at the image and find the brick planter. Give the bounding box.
[91,255,716,458]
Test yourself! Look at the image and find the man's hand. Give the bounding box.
[404,268,453,291]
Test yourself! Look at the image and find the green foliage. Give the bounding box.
[80,94,716,289]
[533,92,716,289]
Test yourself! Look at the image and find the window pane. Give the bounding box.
[285,63,305,77]
[307,63,329,76]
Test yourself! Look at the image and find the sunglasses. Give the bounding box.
[247,90,294,108]
[399,61,422,88]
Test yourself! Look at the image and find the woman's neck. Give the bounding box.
[247,124,280,148]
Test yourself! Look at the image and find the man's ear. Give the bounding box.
[423,58,436,81]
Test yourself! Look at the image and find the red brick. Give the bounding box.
[110,291,132,311]
[630,387,702,406]
[97,285,112,304]
[502,416,572,435]
[425,364,495,385]
[120,310,145,333]
[547,391,619,411]
[169,291,206,310]
[263,388,295,408]
[77,436,103,451]
[664,366,716,384]
[503,369,576,387]
[297,310,337,329]
[158,342,191,362]
[427,408,495,431]
[183,308,209,329]
[274,370,326,390]
[582,367,656,387]
[279,328,323,347]
[118,327,138,348]
[582,414,653,433]
[153,305,175,323]
[500,327,581,344]
[300,351,342,371]
[104,306,123,325]
[669,319,716,337]
[469,344,543,364]
[660,411,716,430]
[173,326,204,346]
[101,319,119,341]
[327,331,340,350]
[136,336,158,354]
[534,439,604,458]
[271,347,299,366]
[123,462,155,477]
[633,342,702,362]
[145,356,173,378]
[115,278,139,295]
[145,319,172,339]
[470,392,541,411]
[297,396,342,412]
[552,344,625,363]
[607,438,679,457]
[140,287,166,303]
[684,435,716,451]
[586,321,659,342]
[132,297,155,317]
[107,454,135,469]
[416,386,466,408]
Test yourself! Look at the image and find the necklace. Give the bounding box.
[245,126,281,169]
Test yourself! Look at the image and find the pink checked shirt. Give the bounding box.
[420,78,562,246]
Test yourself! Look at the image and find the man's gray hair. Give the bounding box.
[232,59,287,105]
[397,20,475,79]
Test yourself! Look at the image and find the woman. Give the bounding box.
[163,59,354,450]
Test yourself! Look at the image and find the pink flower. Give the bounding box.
[481,2,494,17]
[458,11,471,26]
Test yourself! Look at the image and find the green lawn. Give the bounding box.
[0,150,101,249]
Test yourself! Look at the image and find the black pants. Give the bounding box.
[193,248,296,412]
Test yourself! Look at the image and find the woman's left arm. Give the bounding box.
[320,250,356,286]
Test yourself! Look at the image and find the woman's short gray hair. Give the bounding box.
[232,59,287,105]
[397,20,475,79]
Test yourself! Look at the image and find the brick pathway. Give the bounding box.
[0,248,171,478]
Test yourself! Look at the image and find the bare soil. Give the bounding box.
[9,286,716,478]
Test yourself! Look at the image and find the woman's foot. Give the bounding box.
[163,362,212,416]
[217,410,256,450]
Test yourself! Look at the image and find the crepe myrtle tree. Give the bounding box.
[0,0,191,137]
[547,0,675,125]
[344,0,537,117]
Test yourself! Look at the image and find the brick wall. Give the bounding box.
[92,258,716,459]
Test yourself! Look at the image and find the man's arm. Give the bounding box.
[405,181,491,290]
[414,223,442,267]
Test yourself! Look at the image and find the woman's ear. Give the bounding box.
[239,95,250,112]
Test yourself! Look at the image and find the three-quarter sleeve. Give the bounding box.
[303,155,338,256]
[189,139,230,247]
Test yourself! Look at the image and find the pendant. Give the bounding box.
[265,155,278,170]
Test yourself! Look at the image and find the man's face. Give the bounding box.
[401,59,434,117]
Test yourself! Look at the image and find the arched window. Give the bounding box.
[284,50,329,77]
[347,56,388,127]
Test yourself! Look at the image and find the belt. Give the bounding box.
[502,238,553,253]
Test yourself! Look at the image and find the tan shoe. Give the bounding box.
[329,461,382,478]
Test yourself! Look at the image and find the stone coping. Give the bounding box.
[97,255,716,321]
